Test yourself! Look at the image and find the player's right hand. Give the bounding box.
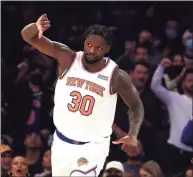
[160,57,172,68]
[36,14,51,39]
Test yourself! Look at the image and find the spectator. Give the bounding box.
[138,30,153,45]
[165,20,178,40]
[138,30,162,66]
[10,72,53,150]
[124,140,144,177]
[8,156,29,177]
[129,61,163,161]
[174,165,193,177]
[172,54,184,66]
[26,73,45,133]
[161,20,183,56]
[103,161,124,177]
[184,52,193,67]
[24,132,43,176]
[117,42,153,72]
[113,61,163,162]
[151,58,193,174]
[182,29,193,54]
[135,44,150,62]
[139,160,165,177]
[1,144,14,177]
[116,40,136,71]
[185,166,193,177]
[21,45,55,86]
[34,149,52,177]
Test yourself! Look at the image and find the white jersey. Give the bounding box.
[53,51,118,141]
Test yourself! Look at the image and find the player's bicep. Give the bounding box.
[28,36,75,72]
[27,35,73,58]
[53,41,76,72]
[25,35,56,57]
[112,69,141,108]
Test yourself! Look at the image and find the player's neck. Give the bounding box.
[82,57,106,73]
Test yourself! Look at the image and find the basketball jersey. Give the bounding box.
[53,51,118,141]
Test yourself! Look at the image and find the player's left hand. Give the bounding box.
[112,135,139,156]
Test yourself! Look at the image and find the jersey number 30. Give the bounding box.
[67,91,95,116]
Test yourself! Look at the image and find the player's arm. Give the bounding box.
[112,67,144,137]
[21,14,75,72]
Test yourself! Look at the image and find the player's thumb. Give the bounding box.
[112,139,124,144]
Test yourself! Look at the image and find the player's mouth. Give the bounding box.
[87,56,95,60]
[86,54,96,59]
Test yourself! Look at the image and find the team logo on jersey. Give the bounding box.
[73,140,79,144]
[98,74,108,81]
[77,157,89,166]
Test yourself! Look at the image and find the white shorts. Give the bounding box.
[51,132,110,176]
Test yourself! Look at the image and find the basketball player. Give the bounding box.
[21,14,144,177]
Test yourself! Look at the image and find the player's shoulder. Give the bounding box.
[103,57,118,74]
[104,56,117,64]
[112,68,131,84]
[71,51,84,62]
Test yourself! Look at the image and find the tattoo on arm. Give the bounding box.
[127,99,144,136]
[112,68,144,137]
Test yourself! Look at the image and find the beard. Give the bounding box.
[84,56,99,64]
[184,86,193,95]
[83,53,103,65]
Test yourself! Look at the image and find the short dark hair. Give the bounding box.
[131,61,150,71]
[82,24,114,46]
[172,54,183,61]
[136,43,151,55]
[183,68,193,80]
[135,44,150,54]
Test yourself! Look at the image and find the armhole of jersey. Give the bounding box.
[58,52,77,79]
[109,65,119,95]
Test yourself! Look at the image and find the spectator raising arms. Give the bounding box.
[151,57,193,174]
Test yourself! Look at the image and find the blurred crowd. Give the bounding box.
[1,1,193,177]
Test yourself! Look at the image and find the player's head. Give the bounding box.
[82,24,114,64]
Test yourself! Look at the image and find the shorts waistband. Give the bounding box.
[56,129,89,145]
